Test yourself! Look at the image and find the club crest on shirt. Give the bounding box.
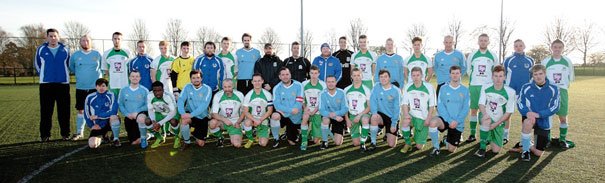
[291,92,296,97]
[524,63,530,68]
[490,101,497,112]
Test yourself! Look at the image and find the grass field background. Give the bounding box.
[0,76,604,182]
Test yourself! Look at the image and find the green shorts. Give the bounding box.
[349,114,370,139]
[557,89,568,116]
[257,124,270,138]
[411,117,428,145]
[469,85,482,109]
[110,88,121,96]
[224,124,242,136]
[309,114,322,139]
[362,80,374,90]
[488,121,505,147]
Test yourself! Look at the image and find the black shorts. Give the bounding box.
[190,117,210,141]
[438,116,462,147]
[330,118,346,135]
[534,126,550,151]
[377,112,399,136]
[124,111,148,142]
[75,89,96,110]
[237,79,253,96]
[278,112,291,128]
[286,122,301,142]
[89,122,111,137]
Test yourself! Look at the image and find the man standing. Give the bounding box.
[254,43,282,92]
[218,37,237,86]
[541,39,575,148]
[118,71,149,147]
[171,41,194,95]
[333,36,354,89]
[193,41,225,93]
[102,32,132,96]
[375,38,404,89]
[517,65,560,161]
[351,35,377,89]
[502,39,533,144]
[151,40,176,96]
[400,67,436,153]
[404,37,433,84]
[236,33,261,94]
[69,34,103,140]
[35,28,71,141]
[270,67,304,147]
[129,40,153,90]
[283,41,311,83]
[177,71,213,150]
[433,35,466,99]
[474,65,515,158]
[466,33,498,143]
[369,70,401,150]
[312,43,342,82]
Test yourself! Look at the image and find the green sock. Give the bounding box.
[560,125,568,142]
[172,126,180,138]
[213,130,223,139]
[361,126,369,143]
[402,128,412,145]
[470,116,478,136]
[479,129,489,150]
[301,125,308,143]
[245,129,253,141]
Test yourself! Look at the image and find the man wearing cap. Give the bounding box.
[254,43,283,91]
[312,43,342,82]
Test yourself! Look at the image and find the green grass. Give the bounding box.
[1,77,604,182]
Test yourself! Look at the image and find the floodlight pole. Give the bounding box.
[300,0,304,56]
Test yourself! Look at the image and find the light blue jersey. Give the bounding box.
[370,84,401,126]
[236,48,261,80]
[273,80,304,124]
[118,85,149,115]
[375,53,405,88]
[319,89,348,117]
[177,83,212,119]
[433,50,466,84]
[69,50,103,89]
[437,82,470,132]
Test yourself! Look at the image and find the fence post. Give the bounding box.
[13,67,17,85]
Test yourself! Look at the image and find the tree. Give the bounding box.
[575,21,597,66]
[163,18,188,56]
[499,19,515,63]
[259,27,281,55]
[325,29,339,51]
[19,24,46,69]
[0,42,26,76]
[527,45,550,64]
[195,26,222,55]
[370,46,386,55]
[0,27,10,53]
[589,52,605,65]
[62,21,90,52]
[298,29,313,59]
[404,23,428,54]
[543,17,575,54]
[469,25,498,51]
[348,18,367,52]
[448,17,464,49]
[129,19,152,55]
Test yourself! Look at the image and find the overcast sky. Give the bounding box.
[1,0,603,63]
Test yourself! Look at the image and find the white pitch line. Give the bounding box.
[18,145,88,183]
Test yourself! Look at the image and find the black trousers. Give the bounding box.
[237,79,253,96]
[124,117,140,143]
[39,83,71,138]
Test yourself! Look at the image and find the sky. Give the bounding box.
[1,0,603,63]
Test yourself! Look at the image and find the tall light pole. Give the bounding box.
[300,0,304,57]
[499,0,504,63]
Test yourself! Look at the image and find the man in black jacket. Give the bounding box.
[254,43,282,91]
[333,36,354,89]
[283,41,311,83]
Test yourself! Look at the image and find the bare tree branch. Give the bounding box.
[162,18,188,56]
[575,21,597,66]
[129,19,152,55]
[527,45,550,64]
[19,24,45,69]
[62,21,90,52]
[259,27,281,55]
[195,26,222,55]
[543,17,575,54]
[325,29,339,51]
[0,26,10,53]
[448,17,464,49]
[348,18,367,52]
[404,23,428,54]
[298,29,313,59]
[499,19,515,63]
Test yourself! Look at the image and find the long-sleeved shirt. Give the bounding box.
[193,54,225,91]
[129,54,154,90]
[375,53,405,88]
[273,80,304,123]
[312,55,342,82]
[254,54,283,89]
[503,52,533,94]
[177,83,212,119]
[370,84,401,127]
[147,93,176,126]
[171,56,194,91]
[541,56,575,90]
[35,42,70,84]
[437,82,470,132]
[283,56,311,83]
[319,89,348,118]
[118,85,149,115]
[517,79,560,130]
[69,49,103,89]
[236,48,261,80]
[433,50,466,84]
[84,91,119,128]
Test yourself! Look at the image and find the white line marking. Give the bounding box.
[18,145,88,183]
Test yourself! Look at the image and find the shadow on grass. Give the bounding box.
[489,149,561,182]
